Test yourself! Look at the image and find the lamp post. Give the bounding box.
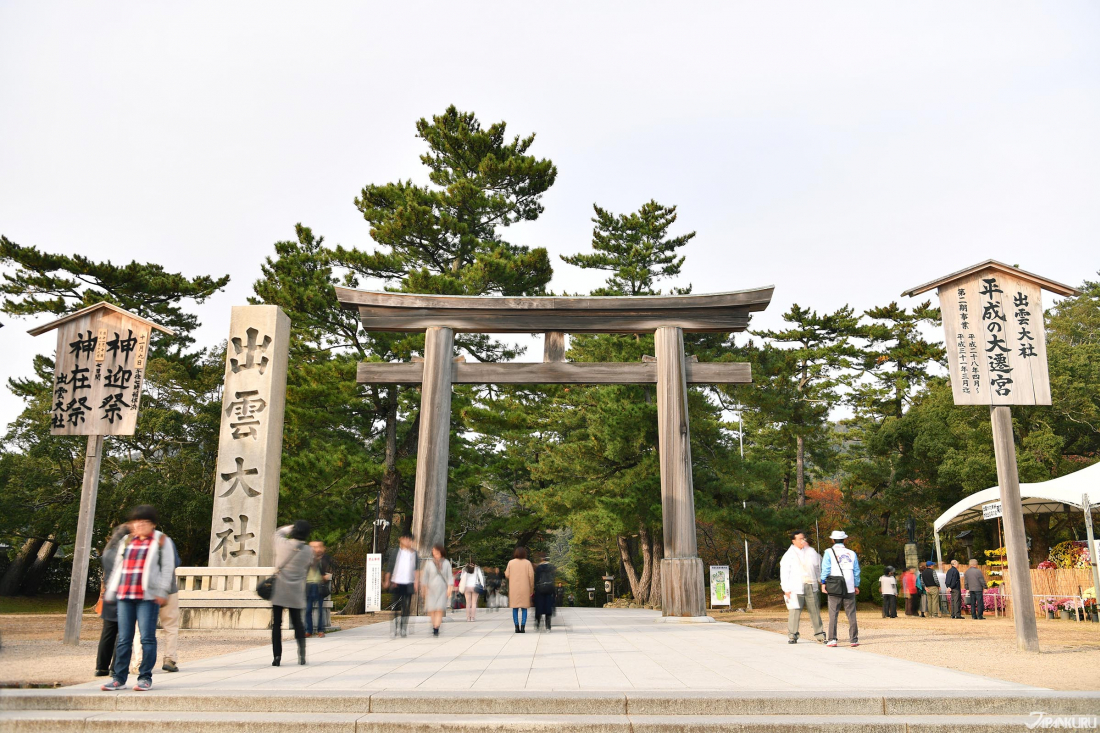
[737,409,752,611]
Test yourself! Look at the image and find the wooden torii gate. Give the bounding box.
[336,287,774,618]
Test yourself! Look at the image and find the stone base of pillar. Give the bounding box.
[660,557,707,618]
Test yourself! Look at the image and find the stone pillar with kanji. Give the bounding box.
[208,306,291,567]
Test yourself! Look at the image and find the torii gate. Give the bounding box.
[336,287,774,618]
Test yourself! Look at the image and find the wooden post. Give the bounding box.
[63,434,104,646]
[543,331,566,363]
[655,326,705,617]
[410,327,454,563]
[989,405,1040,652]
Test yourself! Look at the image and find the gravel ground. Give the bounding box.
[714,606,1100,691]
[0,612,393,688]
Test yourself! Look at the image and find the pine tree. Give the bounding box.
[0,237,228,593]
[561,201,694,296]
[753,305,860,507]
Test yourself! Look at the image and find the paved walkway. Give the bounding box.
[76,608,1029,692]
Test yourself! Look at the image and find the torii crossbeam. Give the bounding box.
[336,286,774,619]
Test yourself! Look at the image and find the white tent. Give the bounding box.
[932,462,1100,573]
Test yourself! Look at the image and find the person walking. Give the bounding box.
[920,561,940,618]
[901,567,919,616]
[384,533,420,637]
[94,525,130,677]
[820,530,860,648]
[533,554,557,632]
[964,559,987,620]
[458,561,485,621]
[879,567,898,618]
[505,546,534,633]
[779,529,825,644]
[100,506,176,692]
[305,540,335,638]
[945,559,963,619]
[420,544,453,636]
[270,521,312,666]
[159,537,182,672]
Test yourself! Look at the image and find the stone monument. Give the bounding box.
[178,305,291,628]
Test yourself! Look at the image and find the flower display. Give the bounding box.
[1049,541,1090,569]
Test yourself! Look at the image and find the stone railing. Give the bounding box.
[176,566,332,630]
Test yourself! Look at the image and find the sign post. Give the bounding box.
[27,303,174,645]
[709,565,731,609]
[904,260,1080,653]
[1084,495,1100,608]
[364,553,383,613]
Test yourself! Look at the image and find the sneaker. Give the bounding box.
[162,660,178,673]
[305,632,313,638]
[825,640,838,647]
[815,636,827,644]
[100,680,125,691]
[850,642,860,647]
[787,639,797,644]
[94,669,110,677]
[317,632,325,638]
[133,679,152,691]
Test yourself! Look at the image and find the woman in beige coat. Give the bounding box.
[505,547,535,633]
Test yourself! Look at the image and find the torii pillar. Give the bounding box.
[656,326,707,618]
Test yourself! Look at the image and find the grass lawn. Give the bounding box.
[0,594,91,614]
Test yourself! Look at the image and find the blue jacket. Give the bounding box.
[820,543,861,590]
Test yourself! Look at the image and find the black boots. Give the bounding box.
[545,618,551,632]
[297,638,307,665]
[272,656,281,667]
[514,624,521,633]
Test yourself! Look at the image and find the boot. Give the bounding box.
[520,624,526,633]
[297,638,307,665]
[546,618,551,632]
[514,624,521,633]
[272,657,281,667]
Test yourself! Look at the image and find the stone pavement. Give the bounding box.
[72,607,1028,692]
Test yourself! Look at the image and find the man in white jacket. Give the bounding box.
[779,530,825,644]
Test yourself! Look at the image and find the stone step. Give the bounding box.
[0,711,1068,733]
[2,689,1099,716]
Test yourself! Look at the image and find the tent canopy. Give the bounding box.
[934,462,1100,534]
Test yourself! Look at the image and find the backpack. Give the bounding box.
[535,564,555,594]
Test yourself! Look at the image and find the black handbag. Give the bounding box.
[257,551,293,600]
[824,548,849,596]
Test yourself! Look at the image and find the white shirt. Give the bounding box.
[392,548,417,585]
[779,544,821,594]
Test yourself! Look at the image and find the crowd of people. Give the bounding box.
[95,507,338,690]
[879,558,989,621]
[382,536,559,637]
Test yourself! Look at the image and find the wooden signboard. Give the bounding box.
[937,269,1050,406]
[904,260,1079,654]
[45,308,153,436]
[27,302,173,645]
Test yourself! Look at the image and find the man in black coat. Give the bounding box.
[944,560,963,619]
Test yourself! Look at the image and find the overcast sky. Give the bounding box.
[1,2,1098,429]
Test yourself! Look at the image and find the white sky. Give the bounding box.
[1,2,1098,429]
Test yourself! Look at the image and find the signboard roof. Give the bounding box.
[901,260,1080,298]
[27,301,176,337]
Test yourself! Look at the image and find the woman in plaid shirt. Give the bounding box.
[100,505,176,692]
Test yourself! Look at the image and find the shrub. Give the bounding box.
[859,564,886,604]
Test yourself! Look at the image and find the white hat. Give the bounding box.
[830,530,848,541]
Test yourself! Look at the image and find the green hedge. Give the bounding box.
[859,564,886,604]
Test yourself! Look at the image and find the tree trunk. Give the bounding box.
[781,474,790,506]
[757,544,779,581]
[617,535,645,602]
[20,535,59,596]
[796,435,806,507]
[0,537,44,596]
[637,523,653,605]
[649,540,663,606]
[1024,515,1051,566]
[342,393,403,616]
